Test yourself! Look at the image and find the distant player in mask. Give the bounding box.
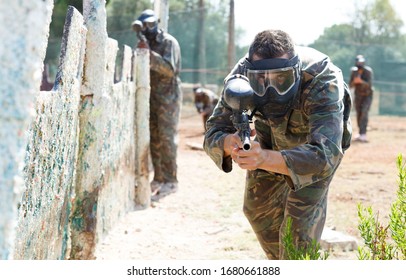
[193,86,219,131]
[349,54,373,143]
[204,29,352,259]
[132,9,182,199]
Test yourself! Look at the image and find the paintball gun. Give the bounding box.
[131,20,148,48]
[223,74,255,151]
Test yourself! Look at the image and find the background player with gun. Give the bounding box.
[349,54,373,143]
[193,86,219,131]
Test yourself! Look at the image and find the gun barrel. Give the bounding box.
[231,111,251,151]
[242,137,251,151]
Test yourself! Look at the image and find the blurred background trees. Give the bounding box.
[46,0,246,85]
[309,0,406,114]
[45,0,406,114]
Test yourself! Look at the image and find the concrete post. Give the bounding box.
[70,0,108,260]
[134,48,151,208]
[13,6,87,260]
[154,0,169,32]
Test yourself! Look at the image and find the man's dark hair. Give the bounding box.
[248,30,295,60]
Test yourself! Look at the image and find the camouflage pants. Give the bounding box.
[354,93,372,135]
[243,169,330,260]
[149,96,181,184]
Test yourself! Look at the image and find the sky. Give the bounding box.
[233,0,406,46]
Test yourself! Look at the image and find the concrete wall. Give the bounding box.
[0,0,150,259]
[0,0,54,260]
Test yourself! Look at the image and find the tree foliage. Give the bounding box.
[46,0,91,76]
[352,0,403,44]
[310,0,406,86]
[46,0,406,87]
[50,0,83,38]
[46,0,248,85]
[168,0,231,84]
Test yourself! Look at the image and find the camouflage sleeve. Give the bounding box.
[150,50,175,78]
[150,36,181,78]
[281,63,345,191]
[162,36,181,75]
[342,82,353,151]
[203,97,238,173]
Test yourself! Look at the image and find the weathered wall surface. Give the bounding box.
[134,48,151,208]
[0,0,150,260]
[14,6,87,260]
[0,0,54,260]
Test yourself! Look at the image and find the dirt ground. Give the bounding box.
[95,102,406,260]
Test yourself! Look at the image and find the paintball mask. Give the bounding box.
[136,9,159,40]
[244,55,301,106]
[194,87,205,113]
[132,19,156,33]
[355,54,365,68]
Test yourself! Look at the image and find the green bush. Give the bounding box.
[357,154,406,260]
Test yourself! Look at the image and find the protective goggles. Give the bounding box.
[141,17,157,31]
[244,55,299,96]
[246,66,298,96]
[132,17,157,32]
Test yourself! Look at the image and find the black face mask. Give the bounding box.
[252,81,300,118]
[244,55,301,117]
[142,27,158,41]
[139,17,159,41]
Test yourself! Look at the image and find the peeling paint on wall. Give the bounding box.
[0,0,54,260]
[14,6,86,260]
[1,0,150,260]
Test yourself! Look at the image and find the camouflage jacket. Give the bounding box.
[204,46,352,191]
[148,30,182,103]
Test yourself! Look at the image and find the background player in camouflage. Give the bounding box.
[193,86,219,131]
[134,9,182,198]
[349,54,373,143]
[204,30,352,259]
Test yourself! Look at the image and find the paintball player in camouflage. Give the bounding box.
[203,30,352,259]
[193,86,219,131]
[134,9,182,198]
[349,55,373,143]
